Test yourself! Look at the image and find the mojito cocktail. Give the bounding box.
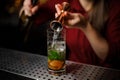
[47,29,66,76]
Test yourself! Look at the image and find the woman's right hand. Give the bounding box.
[19,0,39,17]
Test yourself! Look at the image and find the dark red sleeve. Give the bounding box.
[105,0,120,69]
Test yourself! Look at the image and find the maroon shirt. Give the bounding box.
[66,0,100,65]
[66,0,120,69]
[35,0,120,69]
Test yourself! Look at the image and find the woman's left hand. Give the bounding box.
[55,3,88,30]
[64,12,88,29]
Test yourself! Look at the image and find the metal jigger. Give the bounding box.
[50,2,70,32]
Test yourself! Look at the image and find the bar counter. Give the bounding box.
[0,48,120,80]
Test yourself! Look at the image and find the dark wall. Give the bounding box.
[0,0,48,56]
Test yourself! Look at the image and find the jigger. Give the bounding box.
[50,2,70,32]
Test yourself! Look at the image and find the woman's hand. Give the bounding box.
[55,3,109,61]
[55,3,88,30]
[19,0,39,17]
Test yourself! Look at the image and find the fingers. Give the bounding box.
[23,0,32,16]
[31,5,39,15]
[24,7,32,16]
[64,12,74,26]
[24,0,32,7]
[55,13,58,18]
[55,4,63,15]
[64,13,83,28]
[23,0,39,16]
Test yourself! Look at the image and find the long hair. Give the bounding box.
[88,0,109,32]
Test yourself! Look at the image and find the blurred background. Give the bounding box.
[0,0,23,49]
[0,0,49,56]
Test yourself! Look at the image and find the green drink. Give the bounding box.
[47,29,66,76]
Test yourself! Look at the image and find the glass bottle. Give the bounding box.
[47,2,70,76]
[18,0,38,42]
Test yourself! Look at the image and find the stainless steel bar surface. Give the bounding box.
[0,48,120,80]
